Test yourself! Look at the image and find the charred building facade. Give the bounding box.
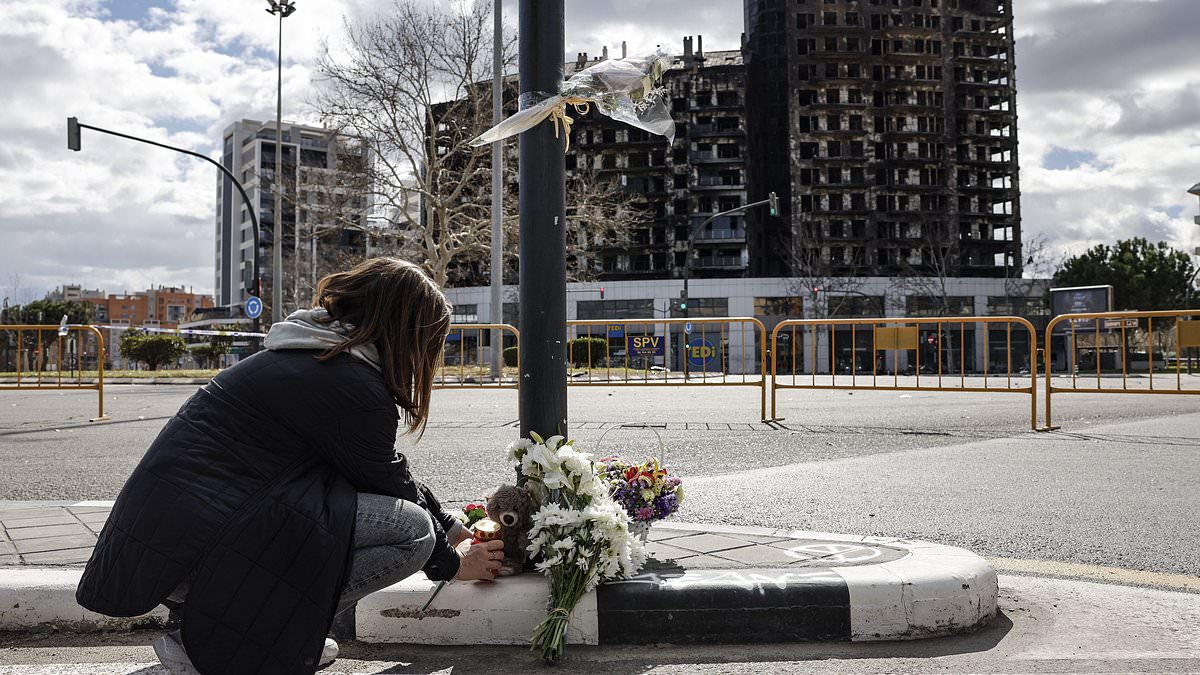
[565,41,749,281]
[745,0,1021,279]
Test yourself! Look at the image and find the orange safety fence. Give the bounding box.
[566,317,770,422]
[1042,310,1200,430]
[436,323,521,390]
[0,324,110,421]
[771,316,1039,430]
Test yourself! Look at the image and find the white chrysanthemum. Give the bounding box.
[506,438,532,464]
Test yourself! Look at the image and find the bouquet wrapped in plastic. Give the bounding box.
[470,50,675,151]
[506,432,646,661]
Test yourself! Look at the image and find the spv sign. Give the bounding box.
[626,335,664,357]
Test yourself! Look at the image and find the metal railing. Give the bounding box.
[435,323,520,389]
[567,317,770,421]
[0,325,110,421]
[771,316,1039,430]
[1042,310,1200,430]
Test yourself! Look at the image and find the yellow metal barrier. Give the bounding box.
[567,317,770,422]
[435,323,520,389]
[1042,310,1200,430]
[0,324,110,421]
[771,316,1039,430]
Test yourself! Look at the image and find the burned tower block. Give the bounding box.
[744,0,1021,279]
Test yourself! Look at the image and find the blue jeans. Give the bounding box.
[334,493,438,616]
[167,493,439,617]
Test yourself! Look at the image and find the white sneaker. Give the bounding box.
[319,637,339,667]
[153,630,201,675]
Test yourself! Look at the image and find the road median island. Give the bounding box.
[0,503,997,645]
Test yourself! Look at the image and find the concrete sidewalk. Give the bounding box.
[0,501,996,645]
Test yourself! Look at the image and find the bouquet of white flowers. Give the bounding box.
[507,432,646,661]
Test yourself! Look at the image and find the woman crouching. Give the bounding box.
[76,258,503,674]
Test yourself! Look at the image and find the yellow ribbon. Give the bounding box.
[547,97,592,153]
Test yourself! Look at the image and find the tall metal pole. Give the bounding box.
[273,8,284,322]
[490,0,504,380]
[518,0,567,439]
[267,1,295,323]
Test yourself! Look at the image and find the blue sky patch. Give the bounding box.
[1157,205,1185,220]
[1043,146,1100,170]
[104,0,167,23]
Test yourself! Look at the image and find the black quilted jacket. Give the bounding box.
[76,349,461,674]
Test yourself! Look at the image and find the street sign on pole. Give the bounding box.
[684,322,693,335]
[244,296,263,320]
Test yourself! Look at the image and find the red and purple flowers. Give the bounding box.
[597,456,685,523]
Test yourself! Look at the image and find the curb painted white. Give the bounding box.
[835,541,998,641]
[355,573,597,646]
[0,569,168,631]
[657,522,999,641]
[0,523,995,643]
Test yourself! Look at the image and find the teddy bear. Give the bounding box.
[485,483,536,576]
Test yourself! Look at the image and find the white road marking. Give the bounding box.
[991,557,1200,593]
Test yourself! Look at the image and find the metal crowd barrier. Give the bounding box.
[771,316,1039,430]
[0,324,110,421]
[567,317,770,421]
[435,323,521,389]
[1042,310,1200,430]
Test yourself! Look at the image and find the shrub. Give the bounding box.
[568,337,609,367]
[119,331,187,371]
[503,346,520,367]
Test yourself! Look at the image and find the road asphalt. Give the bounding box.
[1,382,1198,672]
[1,574,1198,673]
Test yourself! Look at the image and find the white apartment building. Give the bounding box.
[214,119,369,313]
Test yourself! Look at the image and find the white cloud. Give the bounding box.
[0,0,1197,303]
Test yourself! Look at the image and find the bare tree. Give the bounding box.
[269,136,373,307]
[780,225,869,319]
[313,1,649,290]
[312,0,506,287]
[894,221,960,317]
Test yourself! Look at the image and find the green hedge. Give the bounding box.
[568,337,609,367]
[503,346,520,368]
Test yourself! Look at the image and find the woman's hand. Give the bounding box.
[453,538,505,581]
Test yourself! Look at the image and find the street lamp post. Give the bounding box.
[266,0,296,324]
[490,0,504,381]
[66,117,264,348]
[680,192,775,377]
[682,192,777,324]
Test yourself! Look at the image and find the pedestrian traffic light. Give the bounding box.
[768,191,778,217]
[67,117,81,152]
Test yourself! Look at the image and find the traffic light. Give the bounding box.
[768,191,778,217]
[599,286,605,299]
[67,117,81,152]
[811,286,820,299]
[678,289,688,311]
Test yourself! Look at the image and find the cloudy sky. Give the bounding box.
[1,0,1197,301]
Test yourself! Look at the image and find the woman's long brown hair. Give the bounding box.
[313,257,451,437]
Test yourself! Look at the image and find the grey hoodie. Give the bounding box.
[263,308,382,371]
